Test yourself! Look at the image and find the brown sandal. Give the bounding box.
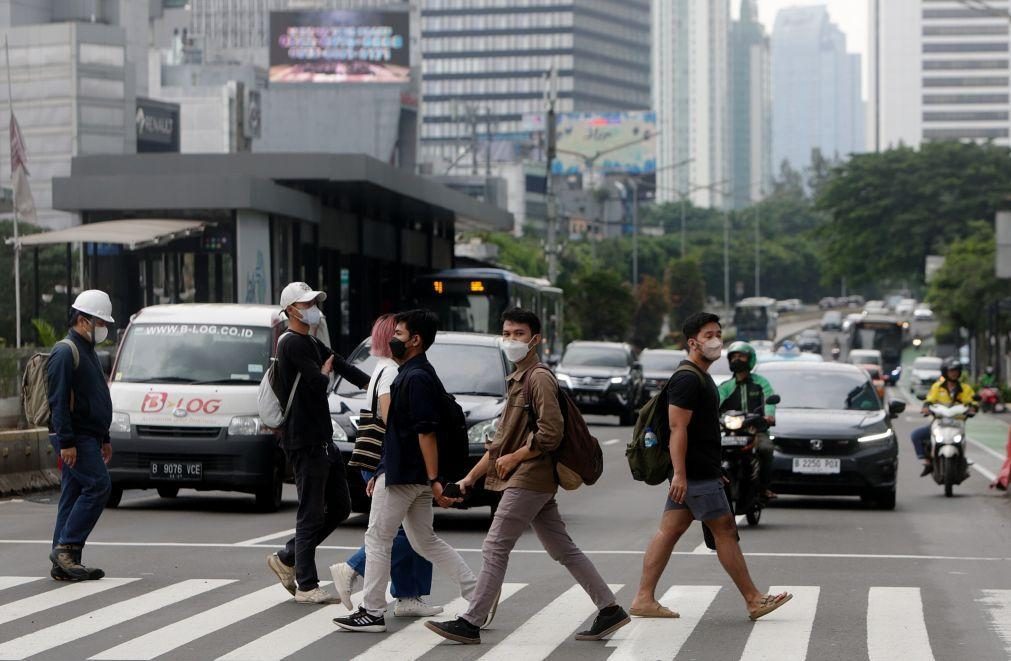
[748,592,793,621]
[629,604,680,618]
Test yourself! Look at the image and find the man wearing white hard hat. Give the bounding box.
[266,282,370,604]
[47,289,116,581]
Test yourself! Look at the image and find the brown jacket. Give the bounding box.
[484,353,564,493]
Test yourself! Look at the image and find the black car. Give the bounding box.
[639,349,686,400]
[329,332,507,513]
[555,341,644,425]
[796,329,823,354]
[755,361,906,509]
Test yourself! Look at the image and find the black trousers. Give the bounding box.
[278,442,352,590]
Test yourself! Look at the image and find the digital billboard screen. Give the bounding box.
[524,111,657,175]
[269,10,409,84]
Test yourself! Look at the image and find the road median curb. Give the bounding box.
[0,428,60,497]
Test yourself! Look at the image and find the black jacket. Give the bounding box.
[276,331,369,449]
[46,330,113,449]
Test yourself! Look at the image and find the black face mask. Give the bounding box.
[730,359,750,374]
[389,337,409,360]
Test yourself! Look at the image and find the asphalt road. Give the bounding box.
[1,345,1010,660]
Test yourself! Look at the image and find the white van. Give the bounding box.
[106,304,337,511]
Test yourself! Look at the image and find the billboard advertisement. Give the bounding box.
[135,97,180,153]
[269,10,410,84]
[525,111,657,175]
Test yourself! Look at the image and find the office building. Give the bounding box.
[653,0,731,208]
[730,0,772,208]
[868,0,1011,150]
[771,5,864,171]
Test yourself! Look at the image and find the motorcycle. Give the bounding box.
[718,394,781,526]
[979,386,1004,413]
[927,403,973,497]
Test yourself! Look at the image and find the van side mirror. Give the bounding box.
[888,400,906,417]
[766,394,781,406]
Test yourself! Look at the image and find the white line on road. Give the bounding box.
[979,589,1011,658]
[692,515,747,554]
[603,439,622,446]
[968,436,1008,463]
[740,586,819,661]
[0,578,137,627]
[478,583,622,661]
[0,578,233,660]
[867,587,935,661]
[234,528,297,547]
[605,585,720,660]
[350,583,525,661]
[0,576,43,592]
[90,583,293,660]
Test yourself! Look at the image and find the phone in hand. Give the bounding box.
[442,482,462,499]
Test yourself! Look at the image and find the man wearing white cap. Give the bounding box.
[48,289,116,581]
[267,282,370,604]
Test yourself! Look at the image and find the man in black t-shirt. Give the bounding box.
[629,313,793,622]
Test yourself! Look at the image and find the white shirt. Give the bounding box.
[365,357,398,417]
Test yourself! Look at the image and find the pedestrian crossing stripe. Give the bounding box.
[0,578,1009,661]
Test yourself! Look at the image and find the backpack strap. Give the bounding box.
[57,338,79,370]
[673,361,706,385]
[521,363,555,423]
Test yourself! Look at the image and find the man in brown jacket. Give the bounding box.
[425,308,629,645]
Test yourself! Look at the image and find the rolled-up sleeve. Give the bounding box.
[527,371,563,454]
[406,373,440,434]
[46,343,75,449]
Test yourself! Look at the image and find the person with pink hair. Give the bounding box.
[328,314,443,617]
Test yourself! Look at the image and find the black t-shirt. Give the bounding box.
[667,360,722,480]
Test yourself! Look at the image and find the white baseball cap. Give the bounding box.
[279,282,326,309]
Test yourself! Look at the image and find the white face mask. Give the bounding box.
[296,305,322,327]
[499,337,533,363]
[697,337,723,361]
[93,324,109,344]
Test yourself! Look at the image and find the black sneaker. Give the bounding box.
[919,463,932,477]
[575,605,630,641]
[333,607,386,633]
[70,548,105,580]
[425,617,480,645]
[49,545,88,581]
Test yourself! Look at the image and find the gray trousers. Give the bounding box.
[363,474,476,615]
[461,487,615,627]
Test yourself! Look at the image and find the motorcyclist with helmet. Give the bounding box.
[911,358,976,477]
[979,366,998,389]
[718,342,779,501]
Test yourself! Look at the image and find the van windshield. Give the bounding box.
[114,324,273,384]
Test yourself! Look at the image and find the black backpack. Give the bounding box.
[436,389,470,481]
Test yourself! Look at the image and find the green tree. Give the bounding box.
[562,263,634,341]
[0,220,74,346]
[927,220,1011,332]
[628,275,668,350]
[664,257,706,344]
[816,141,1011,288]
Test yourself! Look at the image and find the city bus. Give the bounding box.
[849,315,905,382]
[412,268,565,362]
[733,297,779,342]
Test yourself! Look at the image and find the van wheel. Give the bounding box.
[157,487,179,499]
[106,486,123,509]
[255,455,285,512]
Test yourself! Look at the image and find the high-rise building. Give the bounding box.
[653,0,731,208]
[730,0,772,208]
[419,0,651,173]
[868,0,1011,151]
[771,5,864,172]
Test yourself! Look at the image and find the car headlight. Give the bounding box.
[857,429,894,443]
[556,373,572,388]
[110,411,131,434]
[723,414,745,431]
[610,376,627,385]
[468,418,498,445]
[228,415,263,436]
[330,417,348,442]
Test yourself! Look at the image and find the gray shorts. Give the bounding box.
[664,478,732,522]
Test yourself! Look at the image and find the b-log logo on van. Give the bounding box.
[142,392,222,415]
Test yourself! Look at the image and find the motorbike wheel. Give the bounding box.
[943,457,956,497]
[746,508,761,526]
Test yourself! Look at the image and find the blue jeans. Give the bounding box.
[50,435,111,548]
[911,425,931,460]
[348,469,433,598]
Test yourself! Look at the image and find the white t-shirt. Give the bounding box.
[365,357,398,417]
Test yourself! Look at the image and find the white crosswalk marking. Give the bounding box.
[0,579,233,661]
[0,577,43,592]
[867,587,935,661]
[89,583,294,660]
[350,583,526,661]
[478,583,623,661]
[0,578,138,627]
[605,585,720,661]
[740,586,819,661]
[979,589,1011,657]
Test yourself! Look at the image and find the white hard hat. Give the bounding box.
[71,289,115,324]
[279,282,326,310]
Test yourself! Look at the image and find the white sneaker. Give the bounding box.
[329,562,361,612]
[266,553,296,596]
[394,596,444,617]
[294,586,340,605]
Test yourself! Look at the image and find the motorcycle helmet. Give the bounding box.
[941,358,963,377]
[726,341,757,371]
[986,366,995,375]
